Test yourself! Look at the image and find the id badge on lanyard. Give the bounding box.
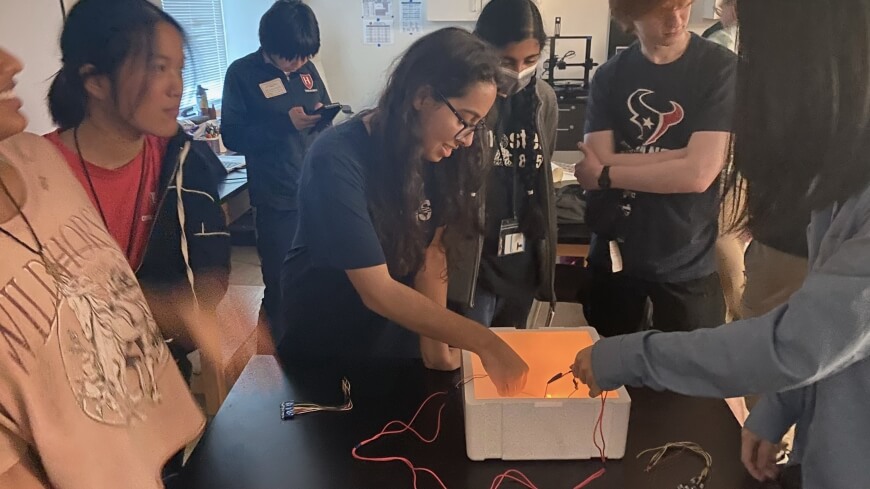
[498,161,526,257]
[498,217,526,256]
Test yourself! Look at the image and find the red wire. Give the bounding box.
[594,392,608,463]
[352,391,451,489]
[571,467,607,489]
[353,381,611,489]
[490,469,540,489]
[571,392,609,489]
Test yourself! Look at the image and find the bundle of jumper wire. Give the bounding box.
[280,377,353,419]
[352,374,610,489]
[637,442,713,489]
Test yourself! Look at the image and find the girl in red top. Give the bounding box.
[43,0,232,390]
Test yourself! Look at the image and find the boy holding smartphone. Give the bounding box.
[221,0,332,343]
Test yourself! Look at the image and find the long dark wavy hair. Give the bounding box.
[724,0,870,236]
[368,28,501,277]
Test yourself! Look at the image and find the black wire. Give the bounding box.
[59,0,67,19]
[546,372,563,384]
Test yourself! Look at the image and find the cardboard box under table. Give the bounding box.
[461,328,631,461]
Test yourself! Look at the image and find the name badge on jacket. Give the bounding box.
[259,78,287,99]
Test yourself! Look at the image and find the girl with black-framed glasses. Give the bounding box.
[277,28,528,397]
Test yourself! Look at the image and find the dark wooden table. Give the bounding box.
[182,355,782,489]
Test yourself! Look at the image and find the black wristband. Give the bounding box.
[598,165,612,190]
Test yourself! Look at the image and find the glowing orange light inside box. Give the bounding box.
[468,330,619,400]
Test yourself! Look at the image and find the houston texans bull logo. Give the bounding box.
[627,89,685,146]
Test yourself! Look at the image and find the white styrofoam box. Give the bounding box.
[461,327,631,461]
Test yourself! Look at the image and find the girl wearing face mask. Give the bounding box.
[451,0,559,329]
[277,28,528,397]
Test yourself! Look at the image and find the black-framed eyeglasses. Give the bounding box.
[435,90,486,141]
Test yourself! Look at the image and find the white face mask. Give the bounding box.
[498,65,537,97]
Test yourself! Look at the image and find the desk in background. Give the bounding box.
[557,221,590,259]
[216,161,250,226]
[182,355,776,489]
[552,162,589,258]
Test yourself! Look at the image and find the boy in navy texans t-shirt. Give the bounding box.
[574,0,737,336]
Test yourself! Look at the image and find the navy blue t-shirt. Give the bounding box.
[584,34,737,282]
[278,118,442,361]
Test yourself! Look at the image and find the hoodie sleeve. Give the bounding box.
[591,218,870,398]
[180,141,231,309]
[539,83,558,161]
[744,389,806,444]
[220,61,297,155]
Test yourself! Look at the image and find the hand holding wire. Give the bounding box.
[572,346,603,398]
[741,428,781,482]
[479,337,529,397]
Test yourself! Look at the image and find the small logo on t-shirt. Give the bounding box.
[300,73,315,91]
[627,89,685,146]
[417,199,432,221]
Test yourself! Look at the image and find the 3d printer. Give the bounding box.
[544,17,599,152]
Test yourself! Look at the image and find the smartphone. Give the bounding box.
[306,103,342,130]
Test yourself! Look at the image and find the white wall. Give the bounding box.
[303,0,616,113]
[207,0,713,115]
[0,0,715,135]
[306,0,474,113]
[222,0,275,63]
[0,0,68,135]
[689,3,718,34]
[538,0,611,81]
[0,0,274,132]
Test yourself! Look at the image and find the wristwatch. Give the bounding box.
[598,165,612,190]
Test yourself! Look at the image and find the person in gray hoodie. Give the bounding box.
[572,1,870,487]
[449,0,559,329]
